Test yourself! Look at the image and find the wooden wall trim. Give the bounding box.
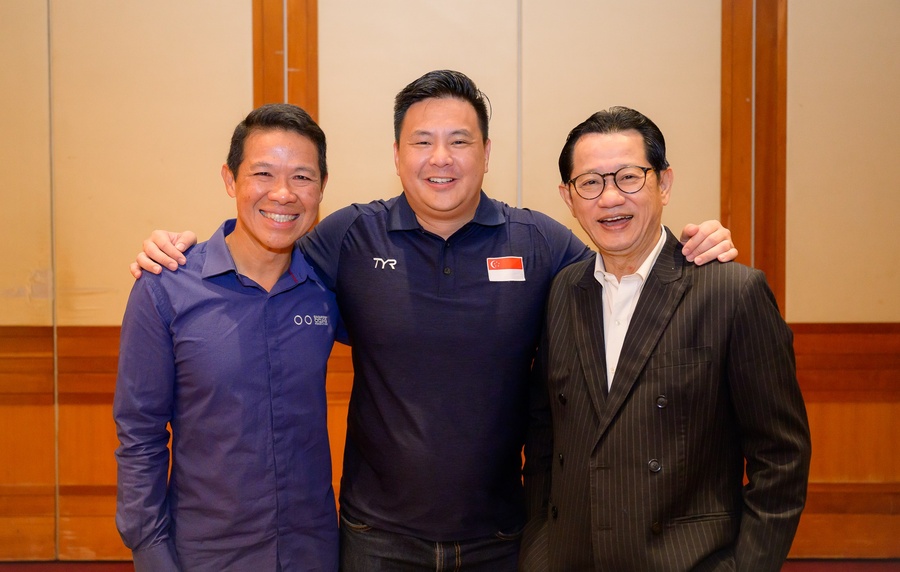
[720,0,754,267]
[253,0,319,119]
[754,0,789,310]
[721,0,789,313]
[791,322,900,402]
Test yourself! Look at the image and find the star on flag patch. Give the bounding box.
[486,256,525,282]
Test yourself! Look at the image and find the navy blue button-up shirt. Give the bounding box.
[115,219,342,571]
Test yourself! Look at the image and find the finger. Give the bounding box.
[138,244,170,273]
[129,261,143,280]
[683,221,731,261]
[149,231,187,266]
[717,246,739,263]
[692,238,737,266]
[175,230,198,254]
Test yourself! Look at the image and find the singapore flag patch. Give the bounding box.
[486,256,525,282]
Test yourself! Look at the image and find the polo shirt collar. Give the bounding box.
[388,190,506,232]
[201,218,313,286]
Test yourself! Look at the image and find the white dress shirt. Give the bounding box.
[593,226,667,390]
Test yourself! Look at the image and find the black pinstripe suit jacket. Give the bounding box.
[521,229,811,572]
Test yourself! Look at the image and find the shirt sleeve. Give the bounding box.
[728,270,811,570]
[113,276,180,566]
[299,205,363,291]
[531,209,594,272]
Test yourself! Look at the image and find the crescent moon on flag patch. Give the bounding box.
[486,256,525,282]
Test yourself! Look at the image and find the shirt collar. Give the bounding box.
[594,225,667,284]
[202,218,313,286]
[387,190,506,232]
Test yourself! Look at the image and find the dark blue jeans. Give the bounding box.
[339,511,521,571]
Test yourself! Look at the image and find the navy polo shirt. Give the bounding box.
[300,192,592,540]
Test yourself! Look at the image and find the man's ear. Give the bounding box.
[222,164,237,198]
[483,138,491,173]
[393,142,400,176]
[558,183,576,216]
[658,167,673,206]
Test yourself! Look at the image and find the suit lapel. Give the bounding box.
[595,230,692,440]
[570,260,609,418]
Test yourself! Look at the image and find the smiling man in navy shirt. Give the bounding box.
[115,104,342,571]
[132,70,737,570]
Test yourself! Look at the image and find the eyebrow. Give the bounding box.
[248,161,317,175]
[408,128,475,138]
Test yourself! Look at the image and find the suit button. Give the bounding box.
[551,505,559,520]
[558,393,567,404]
[651,521,662,534]
[558,453,564,467]
[648,459,662,473]
[656,395,668,408]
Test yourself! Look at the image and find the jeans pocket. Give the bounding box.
[340,512,373,533]
[494,523,524,541]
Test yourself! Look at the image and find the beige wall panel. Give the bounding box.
[50,0,254,326]
[318,0,519,217]
[0,1,52,326]
[786,0,900,322]
[522,1,721,245]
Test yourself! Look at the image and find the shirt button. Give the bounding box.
[551,505,559,520]
[558,453,564,467]
[648,459,662,473]
[656,395,668,408]
[557,393,567,405]
[443,267,452,275]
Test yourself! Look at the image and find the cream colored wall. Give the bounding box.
[318,0,520,216]
[1,1,52,325]
[2,1,253,327]
[522,2,721,246]
[319,1,721,249]
[786,0,900,322]
[8,1,896,326]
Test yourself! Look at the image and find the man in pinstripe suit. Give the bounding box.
[521,107,811,571]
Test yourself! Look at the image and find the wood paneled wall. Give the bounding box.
[0,326,353,561]
[789,324,900,558]
[0,327,54,560]
[2,324,898,560]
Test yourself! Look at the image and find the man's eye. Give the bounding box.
[253,171,272,177]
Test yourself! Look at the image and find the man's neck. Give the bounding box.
[599,226,666,282]
[225,232,291,292]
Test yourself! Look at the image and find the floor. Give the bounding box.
[3,560,900,571]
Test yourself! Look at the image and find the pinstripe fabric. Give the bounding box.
[521,229,811,572]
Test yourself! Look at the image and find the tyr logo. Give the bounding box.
[373,257,397,269]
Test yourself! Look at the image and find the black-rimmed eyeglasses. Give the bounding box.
[567,166,653,200]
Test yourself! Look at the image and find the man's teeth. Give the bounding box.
[429,177,453,183]
[601,215,632,223]
[262,212,299,223]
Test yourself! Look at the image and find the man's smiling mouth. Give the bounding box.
[261,211,300,223]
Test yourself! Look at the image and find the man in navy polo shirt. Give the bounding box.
[131,70,737,570]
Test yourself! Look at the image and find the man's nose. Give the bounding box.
[429,142,453,166]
